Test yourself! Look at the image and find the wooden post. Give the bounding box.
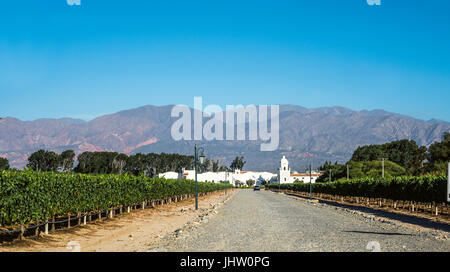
[109,209,113,219]
[52,216,55,231]
[83,214,87,225]
[35,219,39,236]
[68,214,71,228]
[78,212,81,226]
[142,201,145,210]
[20,225,25,240]
[45,221,48,235]
[89,213,92,222]
[127,206,131,213]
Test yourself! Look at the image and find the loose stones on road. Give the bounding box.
[164,190,450,252]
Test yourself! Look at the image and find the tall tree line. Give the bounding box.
[25,150,196,176]
[24,150,232,176]
[74,152,195,176]
[27,150,75,172]
[0,157,9,170]
[317,132,450,181]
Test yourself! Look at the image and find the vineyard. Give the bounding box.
[266,175,450,217]
[0,170,232,236]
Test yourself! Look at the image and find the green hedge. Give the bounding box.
[0,170,232,226]
[267,175,448,203]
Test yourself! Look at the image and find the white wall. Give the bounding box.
[159,169,277,187]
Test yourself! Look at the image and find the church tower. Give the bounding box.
[278,156,291,184]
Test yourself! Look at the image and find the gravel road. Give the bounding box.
[163,189,450,252]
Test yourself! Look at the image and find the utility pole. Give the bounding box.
[309,163,312,199]
[347,164,350,180]
[381,158,386,178]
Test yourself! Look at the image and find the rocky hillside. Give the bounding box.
[0,105,448,171]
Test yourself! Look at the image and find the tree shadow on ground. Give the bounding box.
[343,230,415,236]
[285,193,450,233]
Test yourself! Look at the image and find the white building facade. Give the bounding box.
[274,156,322,184]
[159,168,277,187]
[158,156,322,186]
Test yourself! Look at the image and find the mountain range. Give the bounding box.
[1,105,449,171]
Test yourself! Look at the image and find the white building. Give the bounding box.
[158,156,322,186]
[275,156,322,184]
[159,168,277,187]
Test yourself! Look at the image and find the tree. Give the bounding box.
[74,152,118,174]
[351,145,384,162]
[198,158,211,173]
[316,160,406,182]
[317,161,346,182]
[74,151,195,176]
[426,132,450,174]
[59,150,75,172]
[27,150,59,172]
[112,153,128,175]
[0,157,9,170]
[126,153,147,176]
[350,139,427,174]
[219,165,230,172]
[75,151,94,173]
[246,179,255,187]
[230,156,246,171]
[212,160,220,172]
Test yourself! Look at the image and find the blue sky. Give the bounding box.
[1,0,450,121]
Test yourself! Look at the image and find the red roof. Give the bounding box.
[290,173,321,177]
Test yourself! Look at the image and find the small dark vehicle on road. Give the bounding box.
[253,185,260,191]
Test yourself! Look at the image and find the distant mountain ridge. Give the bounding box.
[1,105,449,171]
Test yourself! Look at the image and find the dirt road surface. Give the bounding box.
[162,190,450,252]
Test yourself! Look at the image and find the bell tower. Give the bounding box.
[278,156,291,184]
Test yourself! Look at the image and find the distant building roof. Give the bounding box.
[291,173,322,177]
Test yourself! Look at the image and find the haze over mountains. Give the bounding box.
[1,105,449,171]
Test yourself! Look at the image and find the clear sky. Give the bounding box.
[1,0,449,122]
